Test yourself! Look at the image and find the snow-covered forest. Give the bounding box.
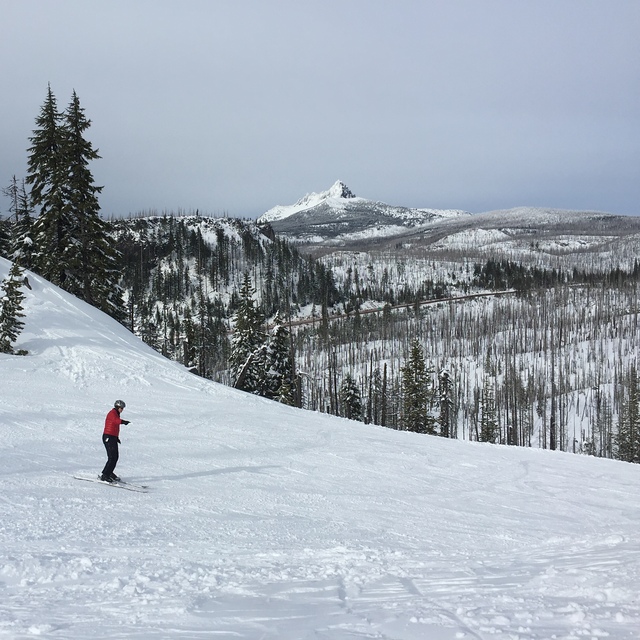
[6,207,639,462]
[2,88,640,466]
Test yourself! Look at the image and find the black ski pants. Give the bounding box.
[101,434,119,478]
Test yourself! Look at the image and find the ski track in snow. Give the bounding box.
[2,256,640,639]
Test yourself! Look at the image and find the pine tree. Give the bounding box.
[0,216,10,259]
[14,180,35,269]
[401,339,435,433]
[0,262,27,354]
[479,377,499,443]
[340,372,363,421]
[276,379,296,406]
[27,84,70,286]
[630,366,640,462]
[438,367,456,438]
[62,91,124,319]
[264,320,294,402]
[2,175,20,222]
[3,176,35,268]
[616,365,640,463]
[230,272,266,393]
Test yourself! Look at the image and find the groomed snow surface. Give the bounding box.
[2,256,640,639]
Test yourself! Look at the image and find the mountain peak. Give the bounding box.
[292,180,356,208]
[259,181,359,224]
[327,180,356,199]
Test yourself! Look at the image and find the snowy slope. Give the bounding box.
[2,256,640,639]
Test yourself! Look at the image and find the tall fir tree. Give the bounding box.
[230,272,266,393]
[401,339,436,433]
[26,84,69,286]
[616,365,640,463]
[479,377,499,443]
[263,320,295,402]
[340,372,363,421]
[2,175,20,222]
[0,262,27,354]
[63,90,123,319]
[3,176,35,268]
[0,216,10,259]
[438,367,456,438]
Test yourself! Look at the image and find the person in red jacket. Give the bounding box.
[101,400,130,482]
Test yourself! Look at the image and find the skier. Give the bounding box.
[100,400,130,482]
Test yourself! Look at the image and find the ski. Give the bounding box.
[73,474,149,493]
[115,478,149,490]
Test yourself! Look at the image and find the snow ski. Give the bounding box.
[73,474,149,493]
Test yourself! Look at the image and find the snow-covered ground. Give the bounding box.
[2,256,640,639]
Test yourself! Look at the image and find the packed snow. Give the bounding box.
[2,256,640,639]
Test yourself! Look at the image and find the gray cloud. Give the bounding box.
[1,0,638,218]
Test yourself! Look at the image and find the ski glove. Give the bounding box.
[121,420,130,425]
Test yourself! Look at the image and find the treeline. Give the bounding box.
[4,198,640,465]
[471,257,640,291]
[106,214,640,465]
[292,279,640,464]
[109,214,341,380]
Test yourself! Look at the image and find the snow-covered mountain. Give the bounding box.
[259,184,640,259]
[259,180,359,223]
[258,181,469,245]
[2,256,640,638]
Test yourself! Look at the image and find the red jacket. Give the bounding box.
[104,408,123,437]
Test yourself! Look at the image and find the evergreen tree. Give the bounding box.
[3,176,35,268]
[12,179,35,269]
[479,377,499,443]
[0,216,10,259]
[368,364,384,425]
[616,365,640,463]
[264,320,294,402]
[616,410,632,462]
[0,262,27,354]
[401,339,435,433]
[62,91,124,319]
[27,84,69,285]
[340,372,363,421]
[438,367,456,438]
[2,175,20,222]
[230,272,266,393]
[276,379,296,406]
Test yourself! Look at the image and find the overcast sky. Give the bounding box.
[1,1,639,219]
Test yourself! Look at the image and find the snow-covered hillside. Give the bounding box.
[2,256,640,639]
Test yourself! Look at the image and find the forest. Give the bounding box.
[5,205,639,463]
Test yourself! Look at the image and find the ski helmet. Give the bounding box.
[114,400,126,409]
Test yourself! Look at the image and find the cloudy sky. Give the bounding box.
[1,1,639,219]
